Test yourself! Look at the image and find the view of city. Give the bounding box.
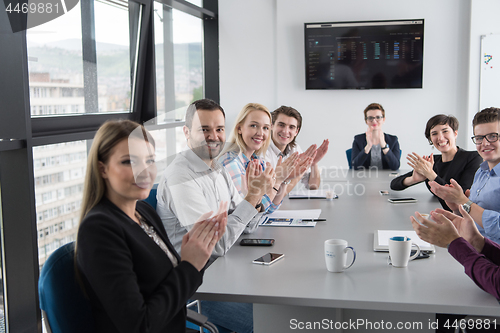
[27,1,203,268]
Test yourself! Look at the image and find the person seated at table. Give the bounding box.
[390,114,482,211]
[219,103,298,213]
[76,120,227,333]
[429,108,500,245]
[411,208,500,333]
[265,105,329,190]
[157,99,276,333]
[351,103,400,170]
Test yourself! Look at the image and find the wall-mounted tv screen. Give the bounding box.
[305,19,424,90]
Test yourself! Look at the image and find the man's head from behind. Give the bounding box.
[184,99,226,162]
[271,106,302,150]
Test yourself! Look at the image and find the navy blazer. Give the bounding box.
[351,133,401,170]
[77,198,203,333]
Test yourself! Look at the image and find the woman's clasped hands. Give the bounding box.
[407,152,437,182]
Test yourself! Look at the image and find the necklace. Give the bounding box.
[135,212,178,266]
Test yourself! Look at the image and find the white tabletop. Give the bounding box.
[196,170,500,316]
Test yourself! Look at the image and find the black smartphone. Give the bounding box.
[388,197,418,204]
[240,239,275,246]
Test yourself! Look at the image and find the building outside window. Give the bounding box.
[0,0,218,330]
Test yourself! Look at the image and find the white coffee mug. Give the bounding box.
[388,236,421,268]
[324,239,356,272]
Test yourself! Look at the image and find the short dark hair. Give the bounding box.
[271,106,303,149]
[185,99,225,129]
[472,107,500,131]
[424,114,459,144]
[364,103,385,119]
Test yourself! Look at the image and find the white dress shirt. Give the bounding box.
[264,140,310,188]
[156,149,261,260]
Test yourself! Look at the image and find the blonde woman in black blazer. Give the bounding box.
[391,115,482,211]
[76,120,227,333]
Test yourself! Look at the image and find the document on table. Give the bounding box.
[258,209,322,227]
[289,189,336,199]
[373,230,436,253]
[260,217,317,227]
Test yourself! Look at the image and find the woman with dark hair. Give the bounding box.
[75,120,227,333]
[391,114,482,211]
[351,103,401,170]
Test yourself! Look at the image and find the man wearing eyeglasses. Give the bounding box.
[429,107,500,244]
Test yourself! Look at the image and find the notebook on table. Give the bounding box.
[373,230,436,253]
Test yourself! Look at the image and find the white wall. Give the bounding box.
[219,0,277,131]
[220,0,472,168]
[466,0,500,151]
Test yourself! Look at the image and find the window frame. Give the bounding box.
[0,0,219,331]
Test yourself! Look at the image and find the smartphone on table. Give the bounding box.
[240,239,275,246]
[388,198,418,204]
[252,253,284,265]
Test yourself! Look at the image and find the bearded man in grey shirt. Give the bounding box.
[157,99,275,259]
[156,99,275,333]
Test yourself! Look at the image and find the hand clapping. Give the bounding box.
[181,201,228,271]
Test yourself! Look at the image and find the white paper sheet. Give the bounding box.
[263,209,322,219]
[289,189,336,199]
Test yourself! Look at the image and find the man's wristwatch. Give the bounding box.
[382,144,389,150]
[462,200,474,214]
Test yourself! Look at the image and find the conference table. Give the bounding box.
[195,169,500,332]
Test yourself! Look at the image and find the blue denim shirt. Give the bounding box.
[469,161,500,244]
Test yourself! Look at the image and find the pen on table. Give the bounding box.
[302,219,327,222]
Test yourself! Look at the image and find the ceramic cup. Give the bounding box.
[324,239,356,272]
[388,236,421,268]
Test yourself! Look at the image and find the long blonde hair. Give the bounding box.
[78,119,155,225]
[225,103,272,157]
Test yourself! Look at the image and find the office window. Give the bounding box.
[0,0,218,329]
[33,141,86,268]
[27,0,136,116]
[26,4,84,116]
[94,0,133,112]
[185,0,202,6]
[154,1,204,119]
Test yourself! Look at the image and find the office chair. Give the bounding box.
[346,148,353,169]
[38,242,95,333]
[39,241,218,333]
[143,183,159,209]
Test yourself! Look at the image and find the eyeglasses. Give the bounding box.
[366,116,384,122]
[471,132,500,144]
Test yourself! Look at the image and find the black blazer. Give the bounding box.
[77,198,203,333]
[351,133,401,170]
[390,148,482,211]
